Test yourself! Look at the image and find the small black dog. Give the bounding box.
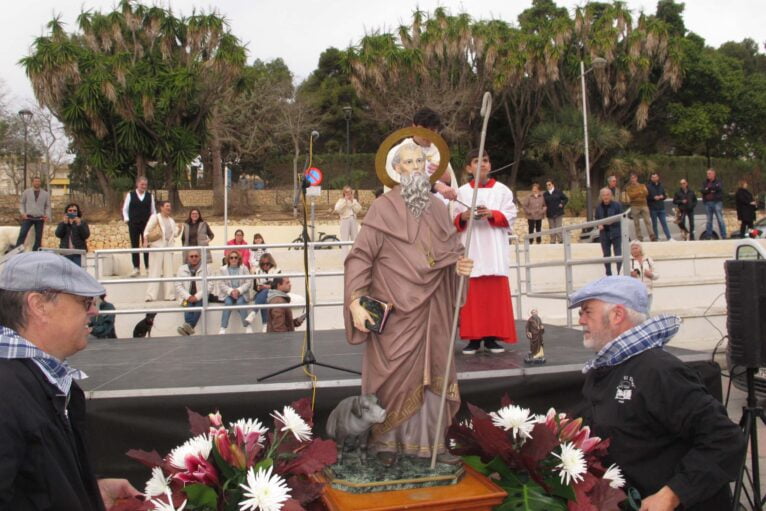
[133,313,157,338]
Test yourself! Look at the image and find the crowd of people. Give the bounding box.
[0,107,756,510]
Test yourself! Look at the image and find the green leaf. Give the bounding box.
[182,483,218,509]
[461,455,490,475]
[544,476,576,501]
[496,482,568,511]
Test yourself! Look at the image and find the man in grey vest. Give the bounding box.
[122,176,155,276]
[15,176,51,251]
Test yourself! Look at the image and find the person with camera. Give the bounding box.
[54,203,90,267]
[629,240,658,312]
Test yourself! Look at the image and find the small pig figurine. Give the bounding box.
[326,394,386,464]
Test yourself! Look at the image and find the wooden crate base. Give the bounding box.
[318,465,507,511]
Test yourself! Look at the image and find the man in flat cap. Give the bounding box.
[570,276,744,511]
[0,252,140,510]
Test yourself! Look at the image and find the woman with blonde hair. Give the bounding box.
[218,250,253,334]
[143,200,179,301]
[629,240,658,311]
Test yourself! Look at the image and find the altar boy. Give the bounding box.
[453,149,518,354]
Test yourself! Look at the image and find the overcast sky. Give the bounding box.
[2,0,765,109]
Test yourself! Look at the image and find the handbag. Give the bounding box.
[146,215,163,243]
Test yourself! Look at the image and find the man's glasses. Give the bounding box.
[72,295,97,311]
[188,255,200,259]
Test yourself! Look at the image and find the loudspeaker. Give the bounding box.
[725,259,766,368]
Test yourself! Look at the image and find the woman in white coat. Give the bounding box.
[218,250,253,334]
[143,200,179,301]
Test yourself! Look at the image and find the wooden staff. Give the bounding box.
[430,91,493,469]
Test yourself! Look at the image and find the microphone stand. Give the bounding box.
[258,150,360,381]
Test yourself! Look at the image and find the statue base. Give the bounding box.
[524,353,546,365]
[324,453,462,493]
[317,464,507,511]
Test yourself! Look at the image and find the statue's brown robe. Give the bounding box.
[344,187,463,456]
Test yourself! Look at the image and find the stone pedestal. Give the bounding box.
[317,465,507,511]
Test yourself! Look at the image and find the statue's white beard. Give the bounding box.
[400,172,431,218]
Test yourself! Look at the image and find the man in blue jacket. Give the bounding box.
[646,172,672,241]
[700,168,726,239]
[570,276,745,511]
[594,188,623,276]
[0,252,139,510]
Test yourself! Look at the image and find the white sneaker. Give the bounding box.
[130,268,139,277]
[218,327,226,335]
[245,311,256,324]
[245,326,254,334]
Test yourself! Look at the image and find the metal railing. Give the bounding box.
[92,240,351,336]
[39,247,88,267]
[511,212,631,327]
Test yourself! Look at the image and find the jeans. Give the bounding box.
[600,235,623,276]
[255,288,270,323]
[650,209,672,240]
[678,211,695,240]
[183,300,202,328]
[704,201,726,239]
[16,218,45,251]
[65,254,82,267]
[221,295,249,328]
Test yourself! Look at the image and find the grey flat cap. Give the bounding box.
[0,252,105,297]
[568,275,649,315]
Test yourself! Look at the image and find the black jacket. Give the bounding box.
[580,349,745,511]
[673,188,697,213]
[55,220,90,251]
[0,359,104,511]
[646,181,668,211]
[594,200,623,240]
[735,187,756,222]
[700,178,723,203]
[543,188,568,218]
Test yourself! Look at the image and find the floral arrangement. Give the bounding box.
[447,396,626,511]
[111,398,336,511]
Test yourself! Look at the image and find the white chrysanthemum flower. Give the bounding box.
[168,434,213,469]
[552,442,587,486]
[489,405,536,440]
[603,463,626,489]
[145,466,172,497]
[534,414,547,423]
[150,489,187,511]
[239,465,291,511]
[459,418,474,430]
[271,406,312,442]
[231,418,269,445]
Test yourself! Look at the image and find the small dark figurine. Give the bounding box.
[524,309,546,365]
[326,394,387,464]
[133,313,157,338]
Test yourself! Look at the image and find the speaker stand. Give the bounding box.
[733,367,766,510]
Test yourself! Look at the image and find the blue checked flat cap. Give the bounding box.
[568,275,649,315]
[0,252,105,297]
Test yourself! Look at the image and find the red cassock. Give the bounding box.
[460,275,517,342]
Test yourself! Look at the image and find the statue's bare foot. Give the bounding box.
[376,451,397,467]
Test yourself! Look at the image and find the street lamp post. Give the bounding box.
[18,109,33,190]
[579,57,607,221]
[342,106,352,178]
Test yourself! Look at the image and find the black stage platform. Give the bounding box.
[72,321,720,484]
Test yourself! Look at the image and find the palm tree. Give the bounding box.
[530,107,630,192]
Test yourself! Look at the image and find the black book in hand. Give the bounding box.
[359,296,393,333]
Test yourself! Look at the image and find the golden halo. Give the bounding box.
[374,127,450,188]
